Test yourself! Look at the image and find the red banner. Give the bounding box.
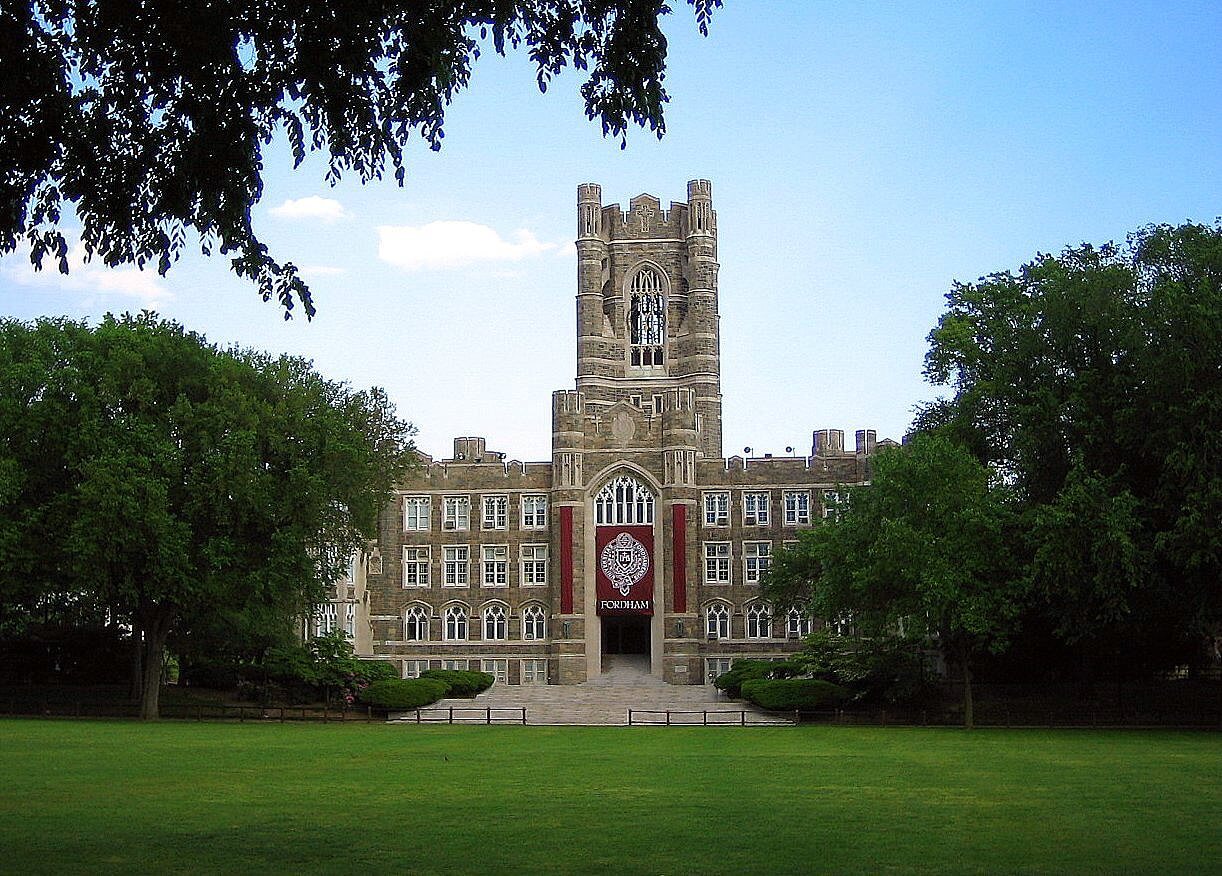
[595,525,654,615]
[672,504,687,613]
[559,506,574,614]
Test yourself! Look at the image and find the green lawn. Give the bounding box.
[0,721,1217,874]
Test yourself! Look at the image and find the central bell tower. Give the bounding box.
[573,181,723,458]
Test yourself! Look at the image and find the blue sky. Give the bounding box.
[2,2,1219,461]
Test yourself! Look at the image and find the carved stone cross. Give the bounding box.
[631,201,654,232]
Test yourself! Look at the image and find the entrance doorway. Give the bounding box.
[601,616,650,656]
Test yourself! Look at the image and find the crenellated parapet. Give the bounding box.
[604,193,686,240]
[552,390,585,448]
[684,178,716,240]
[660,387,699,447]
[577,183,602,239]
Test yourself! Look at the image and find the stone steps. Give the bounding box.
[389,664,791,725]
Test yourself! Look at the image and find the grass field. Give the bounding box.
[1,721,1218,874]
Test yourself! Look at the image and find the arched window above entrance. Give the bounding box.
[594,474,655,526]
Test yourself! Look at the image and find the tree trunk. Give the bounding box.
[961,645,975,730]
[138,609,174,720]
[128,622,144,703]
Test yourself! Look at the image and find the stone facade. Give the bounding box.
[350,181,894,685]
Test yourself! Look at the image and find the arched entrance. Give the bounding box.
[591,473,658,677]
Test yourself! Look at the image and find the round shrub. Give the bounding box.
[713,660,774,698]
[741,678,847,711]
[420,669,494,697]
[358,678,449,711]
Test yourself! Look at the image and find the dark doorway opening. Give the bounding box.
[602,616,651,655]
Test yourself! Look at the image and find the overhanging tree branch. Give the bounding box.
[0,1,722,318]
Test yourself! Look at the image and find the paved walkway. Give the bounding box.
[390,655,790,726]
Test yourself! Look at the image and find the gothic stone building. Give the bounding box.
[348,181,892,686]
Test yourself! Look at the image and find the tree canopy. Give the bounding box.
[0,313,415,717]
[0,0,721,318]
[764,433,1023,727]
[919,221,1222,669]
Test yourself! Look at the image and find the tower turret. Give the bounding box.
[679,179,722,457]
[575,183,612,380]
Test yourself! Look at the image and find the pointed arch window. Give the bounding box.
[746,603,772,639]
[595,475,655,526]
[444,605,468,641]
[522,604,547,640]
[404,605,430,641]
[482,603,507,640]
[629,266,665,367]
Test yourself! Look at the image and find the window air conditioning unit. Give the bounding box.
[525,633,535,640]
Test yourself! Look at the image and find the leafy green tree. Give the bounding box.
[794,630,932,706]
[0,313,415,717]
[764,434,1024,727]
[0,0,721,317]
[920,222,1222,671]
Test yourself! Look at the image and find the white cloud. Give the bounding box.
[376,221,557,271]
[1,241,170,305]
[269,196,350,223]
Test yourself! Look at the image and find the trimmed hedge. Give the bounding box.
[358,678,449,710]
[420,669,495,697]
[712,660,772,698]
[713,659,804,698]
[741,678,847,711]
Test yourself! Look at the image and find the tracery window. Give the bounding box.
[482,495,508,530]
[521,495,548,529]
[594,475,655,526]
[482,603,507,640]
[315,603,338,636]
[787,609,814,638]
[704,491,729,526]
[705,602,730,640]
[629,266,665,367]
[822,489,848,520]
[403,496,430,531]
[522,604,547,640]
[443,496,470,530]
[743,492,770,526]
[746,603,772,639]
[443,605,468,641]
[404,605,430,641]
[783,491,810,526]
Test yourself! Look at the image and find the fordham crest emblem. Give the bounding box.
[599,532,650,596]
